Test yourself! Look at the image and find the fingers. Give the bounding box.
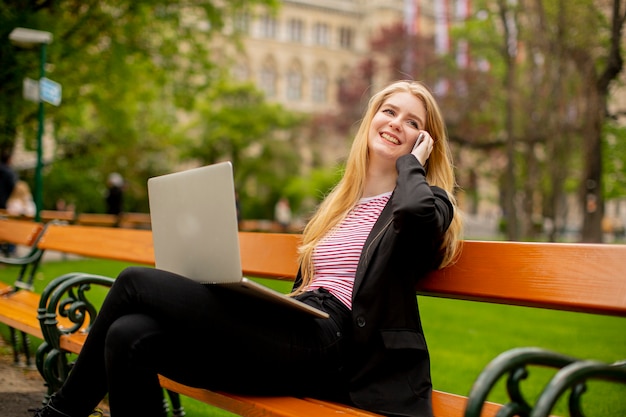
[411,131,434,166]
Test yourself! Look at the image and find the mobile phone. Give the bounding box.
[412,132,425,153]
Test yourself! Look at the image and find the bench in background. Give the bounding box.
[75,212,152,229]
[0,219,49,366]
[1,209,152,230]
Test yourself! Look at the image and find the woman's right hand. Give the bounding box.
[411,131,434,166]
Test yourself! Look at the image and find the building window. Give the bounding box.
[232,63,250,82]
[338,27,353,49]
[312,73,328,103]
[260,14,278,38]
[313,23,329,46]
[233,12,250,34]
[288,18,304,42]
[286,69,302,101]
[260,66,277,98]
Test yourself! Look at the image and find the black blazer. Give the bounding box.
[295,154,454,417]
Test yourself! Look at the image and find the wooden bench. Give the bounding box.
[0,208,76,223]
[0,219,49,366]
[1,219,625,416]
[0,209,152,229]
[118,212,151,229]
[74,212,152,229]
[74,213,121,227]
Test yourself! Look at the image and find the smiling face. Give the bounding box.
[367,91,426,167]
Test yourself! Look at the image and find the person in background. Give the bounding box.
[29,80,463,417]
[0,150,18,256]
[105,173,124,216]
[0,150,17,210]
[274,197,292,232]
[7,180,36,218]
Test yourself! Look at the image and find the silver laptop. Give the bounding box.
[147,161,329,319]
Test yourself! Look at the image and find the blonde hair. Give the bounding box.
[9,181,32,201]
[295,80,463,294]
[7,180,36,217]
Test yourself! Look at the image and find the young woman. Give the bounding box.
[31,80,462,417]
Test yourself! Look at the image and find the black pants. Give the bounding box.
[53,267,352,417]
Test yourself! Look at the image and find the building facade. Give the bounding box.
[230,0,406,114]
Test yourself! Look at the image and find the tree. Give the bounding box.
[0,0,278,212]
[183,80,304,219]
[497,0,521,240]
[518,0,625,242]
[574,0,626,242]
[342,0,625,244]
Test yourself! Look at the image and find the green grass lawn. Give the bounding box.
[1,258,624,416]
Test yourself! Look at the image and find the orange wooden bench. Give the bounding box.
[34,224,506,416]
[118,212,152,229]
[1,219,625,416]
[0,208,76,223]
[0,219,48,366]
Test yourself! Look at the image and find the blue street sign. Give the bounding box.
[40,77,62,106]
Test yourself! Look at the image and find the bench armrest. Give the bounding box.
[38,273,115,344]
[464,347,579,417]
[36,273,115,394]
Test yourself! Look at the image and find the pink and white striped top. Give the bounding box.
[308,192,391,309]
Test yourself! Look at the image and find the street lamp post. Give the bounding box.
[9,27,53,222]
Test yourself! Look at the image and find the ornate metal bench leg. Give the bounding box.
[167,390,186,416]
[530,360,626,417]
[21,330,32,367]
[7,326,33,367]
[9,327,20,365]
[464,347,578,417]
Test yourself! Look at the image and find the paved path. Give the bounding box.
[0,337,47,417]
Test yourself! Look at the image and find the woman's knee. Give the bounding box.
[112,266,158,296]
[116,266,151,284]
[105,314,162,366]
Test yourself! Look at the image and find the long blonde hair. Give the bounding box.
[295,80,463,293]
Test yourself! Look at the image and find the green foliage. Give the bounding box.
[603,120,626,199]
[422,297,626,416]
[183,80,306,219]
[283,164,344,217]
[446,0,626,242]
[1,0,278,213]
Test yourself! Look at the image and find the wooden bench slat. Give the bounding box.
[38,224,155,265]
[75,213,120,227]
[0,294,44,338]
[239,232,301,278]
[158,376,379,417]
[420,241,626,317]
[0,220,43,246]
[40,210,75,222]
[118,212,151,228]
[59,332,87,355]
[39,226,303,278]
[431,390,502,417]
[303,398,390,416]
